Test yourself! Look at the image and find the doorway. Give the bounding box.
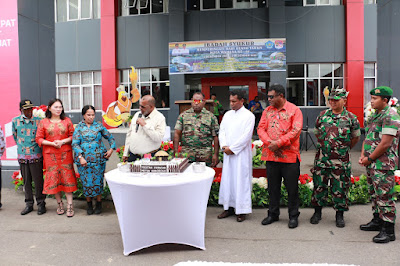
[210,85,249,113]
[202,76,258,108]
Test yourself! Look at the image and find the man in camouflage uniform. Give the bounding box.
[174,92,220,167]
[310,88,360,228]
[359,86,400,243]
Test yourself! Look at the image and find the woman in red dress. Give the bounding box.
[36,99,77,217]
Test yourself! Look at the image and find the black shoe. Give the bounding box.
[21,206,33,215]
[360,213,383,231]
[218,207,235,219]
[37,204,46,215]
[336,211,345,228]
[310,207,322,224]
[373,222,396,243]
[87,201,94,215]
[0,202,2,209]
[94,201,102,215]
[288,218,298,229]
[261,216,279,225]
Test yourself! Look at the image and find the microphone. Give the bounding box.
[136,113,143,133]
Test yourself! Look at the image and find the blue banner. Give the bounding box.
[169,38,286,74]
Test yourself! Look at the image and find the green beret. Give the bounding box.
[370,86,393,96]
[328,87,348,100]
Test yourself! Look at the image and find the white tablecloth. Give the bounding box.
[105,165,215,256]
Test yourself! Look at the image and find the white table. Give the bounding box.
[105,165,215,256]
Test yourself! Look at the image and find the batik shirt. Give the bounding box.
[257,100,303,163]
[313,108,360,169]
[364,105,400,170]
[72,121,116,165]
[175,108,219,164]
[12,115,42,163]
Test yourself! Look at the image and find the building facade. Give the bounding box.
[54,0,385,130]
[2,0,400,164]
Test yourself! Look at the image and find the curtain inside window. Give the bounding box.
[94,85,102,110]
[71,87,80,110]
[83,86,93,106]
[58,87,70,111]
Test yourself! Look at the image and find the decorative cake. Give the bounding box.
[118,157,190,173]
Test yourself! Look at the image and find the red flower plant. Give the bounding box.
[298,174,311,185]
[116,148,121,153]
[169,142,174,150]
[213,173,222,183]
[395,175,400,185]
[163,145,169,151]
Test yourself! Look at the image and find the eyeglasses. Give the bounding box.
[267,95,277,99]
[192,99,203,104]
[139,105,149,108]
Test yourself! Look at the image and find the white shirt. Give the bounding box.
[123,108,166,156]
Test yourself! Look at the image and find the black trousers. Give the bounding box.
[266,159,300,219]
[20,161,46,207]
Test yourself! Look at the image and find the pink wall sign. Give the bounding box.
[0,0,21,163]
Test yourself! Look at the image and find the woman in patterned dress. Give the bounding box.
[36,99,77,217]
[72,105,116,215]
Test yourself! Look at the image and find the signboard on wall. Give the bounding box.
[0,0,21,163]
[169,38,286,74]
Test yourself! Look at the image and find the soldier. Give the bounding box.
[174,92,220,167]
[310,88,360,228]
[359,86,400,243]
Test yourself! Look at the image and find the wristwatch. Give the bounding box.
[78,154,83,159]
[367,156,373,162]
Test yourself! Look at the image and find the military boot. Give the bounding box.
[310,206,322,224]
[335,211,345,228]
[373,221,396,243]
[360,213,383,231]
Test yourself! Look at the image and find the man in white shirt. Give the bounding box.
[217,91,255,222]
[122,95,166,162]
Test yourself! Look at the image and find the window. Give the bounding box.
[187,0,266,10]
[364,0,376,4]
[364,62,377,105]
[286,63,344,107]
[56,71,102,112]
[55,0,101,22]
[120,68,170,109]
[120,0,169,15]
[303,0,341,6]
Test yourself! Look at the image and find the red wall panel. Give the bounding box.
[345,0,365,126]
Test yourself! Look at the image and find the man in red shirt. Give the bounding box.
[257,84,303,229]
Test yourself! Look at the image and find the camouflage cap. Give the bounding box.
[328,87,348,100]
[370,86,393,97]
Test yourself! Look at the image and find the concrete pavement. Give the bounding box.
[0,150,399,265]
[0,188,400,266]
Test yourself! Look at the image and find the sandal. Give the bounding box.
[57,201,65,215]
[66,204,74,218]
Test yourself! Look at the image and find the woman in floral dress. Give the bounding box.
[36,99,77,217]
[72,105,116,215]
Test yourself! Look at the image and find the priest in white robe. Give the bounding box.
[217,91,255,222]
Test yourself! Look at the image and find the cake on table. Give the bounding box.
[118,150,190,173]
